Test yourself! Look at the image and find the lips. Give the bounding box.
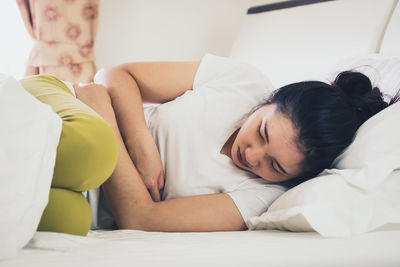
[237,148,248,168]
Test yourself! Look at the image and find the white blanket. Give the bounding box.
[0,74,62,259]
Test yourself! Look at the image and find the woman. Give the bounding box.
[22,54,398,235]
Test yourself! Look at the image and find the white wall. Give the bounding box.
[95,0,271,68]
[0,1,33,78]
[0,0,276,77]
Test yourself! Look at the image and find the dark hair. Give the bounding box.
[265,70,399,188]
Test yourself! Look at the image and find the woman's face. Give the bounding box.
[231,104,305,182]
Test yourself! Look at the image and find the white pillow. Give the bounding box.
[0,74,62,259]
[248,56,400,237]
[249,169,400,237]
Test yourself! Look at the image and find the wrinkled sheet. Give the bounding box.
[2,226,400,267]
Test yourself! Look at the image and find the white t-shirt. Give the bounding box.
[88,54,286,229]
[144,54,286,225]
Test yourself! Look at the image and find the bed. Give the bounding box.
[4,225,400,267]
[2,0,400,266]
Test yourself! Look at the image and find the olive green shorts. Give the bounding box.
[20,75,118,236]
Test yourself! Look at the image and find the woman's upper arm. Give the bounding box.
[115,61,201,103]
[125,193,247,232]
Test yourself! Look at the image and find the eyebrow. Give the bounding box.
[263,119,288,175]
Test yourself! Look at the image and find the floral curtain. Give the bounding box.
[17,0,99,82]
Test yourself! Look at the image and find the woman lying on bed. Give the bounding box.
[22,54,399,236]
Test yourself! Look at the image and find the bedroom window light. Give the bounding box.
[0,1,33,79]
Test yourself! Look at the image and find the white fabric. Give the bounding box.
[3,228,400,266]
[249,170,400,237]
[333,102,400,190]
[229,0,396,89]
[248,55,400,237]
[61,80,76,96]
[0,74,62,259]
[143,54,285,225]
[380,1,400,58]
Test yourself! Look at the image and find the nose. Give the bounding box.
[244,146,264,168]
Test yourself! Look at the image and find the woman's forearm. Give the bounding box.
[94,66,165,201]
[90,68,158,228]
[101,132,155,229]
[74,83,155,229]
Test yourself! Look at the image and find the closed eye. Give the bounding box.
[257,119,284,176]
[270,161,281,175]
[264,120,269,143]
[258,122,264,141]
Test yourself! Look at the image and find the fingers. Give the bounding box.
[146,173,164,202]
[148,187,161,202]
[158,172,164,191]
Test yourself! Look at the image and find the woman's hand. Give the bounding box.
[127,132,164,202]
[75,82,164,201]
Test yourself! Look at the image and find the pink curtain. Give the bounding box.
[17,0,99,82]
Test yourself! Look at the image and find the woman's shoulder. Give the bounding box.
[194,53,273,93]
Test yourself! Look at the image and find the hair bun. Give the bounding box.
[332,70,388,121]
[333,71,372,97]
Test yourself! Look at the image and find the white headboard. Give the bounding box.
[229,0,399,88]
[380,0,400,58]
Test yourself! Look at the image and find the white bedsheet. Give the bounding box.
[3,226,400,267]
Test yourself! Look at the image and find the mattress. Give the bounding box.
[3,225,400,267]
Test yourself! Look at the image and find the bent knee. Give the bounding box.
[37,188,91,236]
[53,113,118,191]
[73,114,118,186]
